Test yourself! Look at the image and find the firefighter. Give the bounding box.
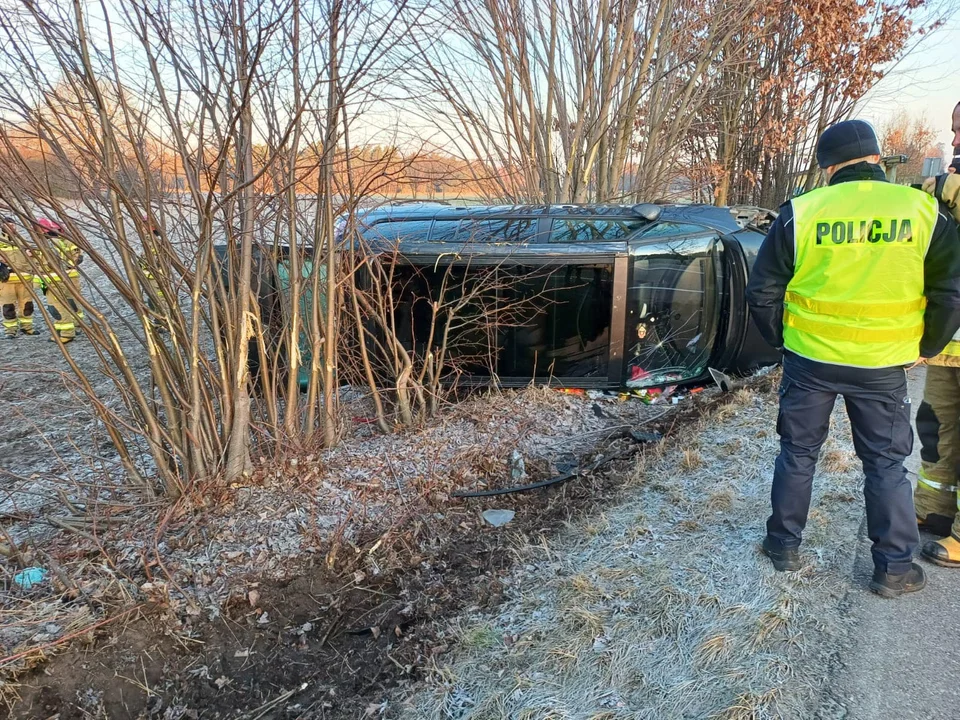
[140,217,168,333]
[34,218,84,343]
[746,119,960,598]
[914,100,960,567]
[0,216,38,338]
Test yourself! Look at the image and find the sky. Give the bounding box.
[861,14,959,155]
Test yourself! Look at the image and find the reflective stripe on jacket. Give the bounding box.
[0,241,32,282]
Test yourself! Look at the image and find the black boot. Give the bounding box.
[761,536,800,572]
[869,562,926,599]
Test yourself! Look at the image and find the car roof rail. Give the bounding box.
[387,199,452,207]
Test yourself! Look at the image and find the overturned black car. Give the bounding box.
[351,202,781,389]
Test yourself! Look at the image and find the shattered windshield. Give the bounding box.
[626,235,721,388]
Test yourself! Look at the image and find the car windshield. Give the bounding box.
[626,235,721,388]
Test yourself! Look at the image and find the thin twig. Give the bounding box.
[0,605,144,670]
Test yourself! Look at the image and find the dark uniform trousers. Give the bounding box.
[767,352,918,574]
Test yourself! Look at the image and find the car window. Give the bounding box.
[550,218,645,243]
[361,219,434,243]
[429,219,462,242]
[637,222,707,238]
[457,218,538,243]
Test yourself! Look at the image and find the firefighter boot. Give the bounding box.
[922,535,960,568]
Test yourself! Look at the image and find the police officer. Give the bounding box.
[913,100,960,567]
[0,216,38,338]
[746,119,960,598]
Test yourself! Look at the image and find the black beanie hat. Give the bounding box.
[815,120,881,169]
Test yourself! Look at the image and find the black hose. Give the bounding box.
[451,446,635,498]
[451,468,582,498]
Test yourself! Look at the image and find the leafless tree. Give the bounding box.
[393,0,758,203]
[686,0,953,207]
[0,0,407,492]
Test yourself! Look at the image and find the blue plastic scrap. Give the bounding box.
[13,567,48,589]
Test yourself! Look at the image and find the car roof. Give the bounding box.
[356,202,747,234]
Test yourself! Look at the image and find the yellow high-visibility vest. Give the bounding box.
[784,181,938,368]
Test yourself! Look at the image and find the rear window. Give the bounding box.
[550,218,645,243]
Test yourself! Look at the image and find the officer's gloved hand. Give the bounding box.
[0,262,9,283]
[922,172,960,223]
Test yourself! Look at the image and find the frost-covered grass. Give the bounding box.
[400,385,865,720]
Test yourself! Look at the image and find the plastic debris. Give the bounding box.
[508,450,527,483]
[14,567,48,589]
[709,367,733,392]
[482,509,516,527]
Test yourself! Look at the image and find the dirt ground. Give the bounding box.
[4,338,891,720]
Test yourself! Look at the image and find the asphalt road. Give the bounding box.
[817,366,960,720]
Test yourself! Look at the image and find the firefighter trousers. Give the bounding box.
[915,365,960,540]
[766,352,918,574]
[144,271,165,313]
[38,275,83,339]
[0,280,34,336]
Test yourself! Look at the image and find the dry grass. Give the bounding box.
[821,448,858,475]
[705,488,736,513]
[680,448,704,471]
[401,380,865,720]
[697,632,733,665]
[712,689,781,720]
